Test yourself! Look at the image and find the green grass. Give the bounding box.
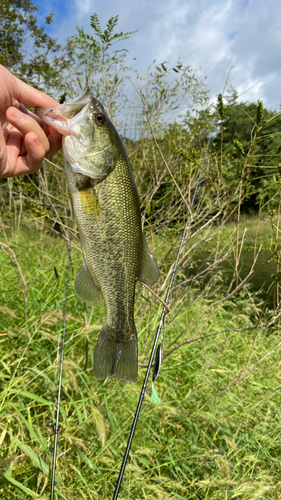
[1,223,281,499]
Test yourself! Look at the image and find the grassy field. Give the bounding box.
[1,218,281,499]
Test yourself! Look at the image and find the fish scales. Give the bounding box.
[35,87,159,382]
[72,150,142,340]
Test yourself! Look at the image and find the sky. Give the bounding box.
[34,0,281,111]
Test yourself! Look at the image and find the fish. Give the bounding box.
[35,87,160,383]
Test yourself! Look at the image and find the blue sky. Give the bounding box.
[33,0,281,111]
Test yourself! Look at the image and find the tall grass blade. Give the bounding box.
[3,471,41,498]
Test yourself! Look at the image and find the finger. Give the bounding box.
[18,104,51,137]
[6,106,50,153]
[1,130,44,177]
[7,132,46,177]
[45,127,62,158]
[15,76,60,109]
[24,132,46,172]
[4,129,23,176]
[0,127,7,176]
[19,103,46,127]
[8,105,62,157]
[22,104,63,151]
[0,127,22,177]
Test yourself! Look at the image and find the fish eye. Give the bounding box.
[95,113,106,125]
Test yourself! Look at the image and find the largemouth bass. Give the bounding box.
[36,88,159,383]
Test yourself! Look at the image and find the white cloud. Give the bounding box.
[40,0,281,110]
[73,0,93,18]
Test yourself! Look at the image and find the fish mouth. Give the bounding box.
[35,107,70,135]
[35,86,94,135]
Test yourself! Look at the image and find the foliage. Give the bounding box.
[1,222,281,499]
[211,95,281,209]
[0,0,71,96]
[64,13,137,123]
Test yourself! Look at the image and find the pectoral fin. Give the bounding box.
[138,237,160,286]
[74,259,101,305]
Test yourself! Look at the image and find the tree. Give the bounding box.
[0,0,70,97]
[212,96,281,209]
[65,13,137,123]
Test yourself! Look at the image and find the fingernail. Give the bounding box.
[9,107,23,120]
[33,134,39,144]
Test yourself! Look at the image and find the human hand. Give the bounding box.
[0,65,62,178]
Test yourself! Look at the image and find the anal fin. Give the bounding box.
[74,259,101,305]
[138,236,160,286]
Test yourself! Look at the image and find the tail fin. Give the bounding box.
[93,324,138,383]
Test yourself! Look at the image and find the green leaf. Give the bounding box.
[90,13,102,36]
[76,448,97,471]
[8,389,51,406]
[4,471,40,498]
[15,440,62,482]
[10,404,45,448]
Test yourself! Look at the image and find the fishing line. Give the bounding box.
[50,229,72,500]
[112,67,233,500]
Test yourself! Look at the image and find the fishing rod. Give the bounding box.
[112,67,234,499]
[50,233,72,500]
